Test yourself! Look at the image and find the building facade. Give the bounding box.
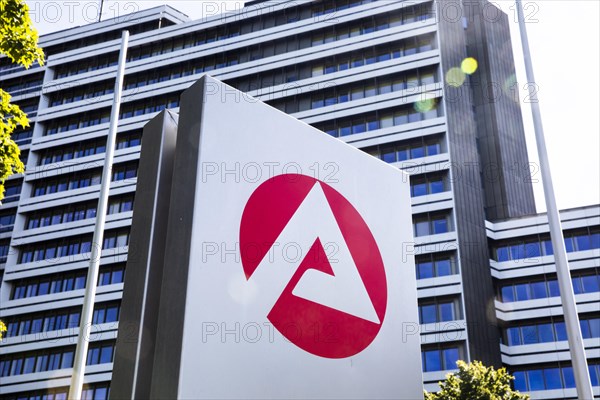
[0,1,598,399]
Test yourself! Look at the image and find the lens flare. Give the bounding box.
[446,67,466,87]
[414,98,436,113]
[461,57,478,74]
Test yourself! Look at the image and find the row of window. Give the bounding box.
[493,228,600,261]
[26,194,134,230]
[45,95,180,136]
[269,66,437,113]
[3,181,22,203]
[43,20,167,63]
[411,173,447,198]
[112,32,434,108]
[46,12,430,122]
[49,80,115,107]
[416,253,457,280]
[53,2,421,81]
[11,264,125,300]
[312,35,434,79]
[5,76,43,97]
[0,383,111,400]
[0,341,115,377]
[504,317,600,346]
[32,161,138,197]
[364,135,445,164]
[228,34,434,93]
[12,129,33,145]
[421,344,462,372]
[1,241,10,264]
[19,229,130,264]
[4,302,120,338]
[0,213,16,233]
[499,271,600,302]
[52,0,376,78]
[513,362,600,392]
[418,297,461,324]
[314,101,442,138]
[413,211,452,237]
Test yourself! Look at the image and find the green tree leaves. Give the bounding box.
[0,0,44,68]
[0,0,44,201]
[425,360,529,400]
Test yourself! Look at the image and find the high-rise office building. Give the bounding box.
[0,1,598,399]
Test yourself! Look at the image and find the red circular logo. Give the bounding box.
[239,174,387,358]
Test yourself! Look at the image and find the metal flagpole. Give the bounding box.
[98,0,104,22]
[68,30,129,400]
[515,2,593,399]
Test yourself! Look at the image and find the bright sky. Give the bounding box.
[26,0,600,213]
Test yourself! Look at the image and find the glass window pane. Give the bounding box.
[544,368,562,390]
[111,269,124,284]
[421,304,437,324]
[564,237,574,252]
[439,302,455,322]
[23,356,36,374]
[575,235,591,251]
[528,369,545,391]
[513,371,527,391]
[61,351,74,369]
[522,325,538,345]
[501,286,515,302]
[589,318,599,338]
[581,275,599,293]
[424,350,441,372]
[430,180,445,194]
[436,259,452,276]
[589,365,599,387]
[590,233,600,249]
[515,283,530,301]
[530,281,548,299]
[507,327,521,346]
[95,387,108,400]
[524,242,541,258]
[562,367,575,388]
[555,322,567,341]
[410,146,424,159]
[412,183,427,197]
[443,348,459,370]
[496,247,510,262]
[99,345,113,364]
[106,306,119,323]
[538,323,554,343]
[543,240,553,255]
[511,244,526,260]
[417,262,434,279]
[548,280,560,297]
[432,218,448,234]
[415,221,429,237]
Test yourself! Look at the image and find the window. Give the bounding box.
[413,212,452,237]
[10,264,125,300]
[500,272,600,302]
[0,343,117,377]
[5,302,120,339]
[421,345,463,372]
[505,317,599,346]
[416,253,457,279]
[418,298,460,324]
[511,363,600,391]
[410,173,447,197]
[494,228,600,262]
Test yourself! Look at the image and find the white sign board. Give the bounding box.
[169,76,422,399]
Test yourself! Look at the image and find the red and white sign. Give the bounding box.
[177,76,422,399]
[240,174,387,358]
